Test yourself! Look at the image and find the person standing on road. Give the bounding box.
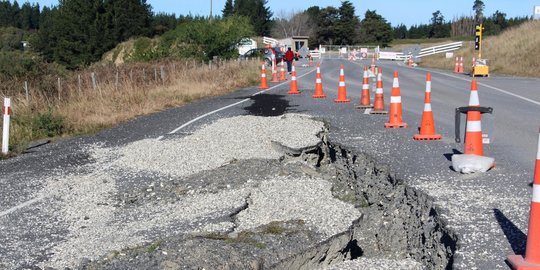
[285,47,295,73]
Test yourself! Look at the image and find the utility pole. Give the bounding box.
[210,0,213,19]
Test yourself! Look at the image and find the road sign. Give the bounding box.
[535,5,540,20]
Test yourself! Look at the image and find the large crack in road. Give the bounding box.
[1,114,457,269]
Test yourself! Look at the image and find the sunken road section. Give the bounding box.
[2,114,456,269]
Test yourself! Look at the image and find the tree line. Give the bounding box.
[267,0,531,47]
[0,0,533,72]
[392,10,530,40]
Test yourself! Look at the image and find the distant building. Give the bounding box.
[535,5,540,20]
[278,36,309,53]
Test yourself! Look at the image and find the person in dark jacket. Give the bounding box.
[284,47,295,73]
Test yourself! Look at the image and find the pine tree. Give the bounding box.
[20,2,32,30]
[473,0,485,23]
[105,0,152,43]
[358,10,393,47]
[230,0,272,36]
[393,24,408,39]
[222,0,233,17]
[429,10,450,38]
[335,1,360,44]
[316,7,339,45]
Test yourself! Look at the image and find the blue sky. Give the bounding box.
[31,0,539,27]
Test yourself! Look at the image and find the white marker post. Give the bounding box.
[2,97,11,155]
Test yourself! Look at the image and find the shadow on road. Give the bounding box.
[493,208,527,256]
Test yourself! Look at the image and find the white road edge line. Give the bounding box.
[158,65,319,140]
[415,67,540,106]
[0,196,44,218]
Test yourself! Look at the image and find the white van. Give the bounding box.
[237,38,257,55]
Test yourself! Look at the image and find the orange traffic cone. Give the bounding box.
[309,56,313,67]
[271,60,279,83]
[371,57,376,74]
[507,129,540,269]
[259,64,269,89]
[371,67,388,115]
[458,56,464,74]
[414,73,442,140]
[288,62,301,95]
[454,57,460,73]
[335,64,351,103]
[384,71,407,128]
[279,60,287,81]
[313,63,326,98]
[463,80,483,155]
[357,66,373,109]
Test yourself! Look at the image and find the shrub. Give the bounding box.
[32,110,65,137]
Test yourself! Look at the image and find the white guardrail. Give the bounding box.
[379,41,463,60]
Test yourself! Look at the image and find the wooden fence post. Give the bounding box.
[78,74,81,95]
[91,72,97,91]
[160,65,165,83]
[57,77,62,100]
[24,81,29,101]
[115,71,119,90]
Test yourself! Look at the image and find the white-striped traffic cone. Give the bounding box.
[464,80,483,156]
[413,73,441,140]
[384,71,407,128]
[507,129,540,269]
[357,66,373,109]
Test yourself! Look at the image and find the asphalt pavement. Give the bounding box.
[1,56,539,269]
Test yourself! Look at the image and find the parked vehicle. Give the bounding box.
[240,47,284,66]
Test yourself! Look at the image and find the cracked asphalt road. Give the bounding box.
[1,57,539,269]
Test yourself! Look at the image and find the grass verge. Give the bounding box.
[419,20,540,77]
[1,59,260,157]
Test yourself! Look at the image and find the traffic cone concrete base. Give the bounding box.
[507,255,540,270]
[451,80,495,174]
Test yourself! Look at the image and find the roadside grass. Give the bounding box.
[419,20,540,77]
[1,59,260,157]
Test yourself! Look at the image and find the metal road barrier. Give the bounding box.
[379,41,464,61]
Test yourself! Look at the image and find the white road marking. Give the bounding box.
[160,65,318,138]
[0,196,44,218]
[415,67,540,106]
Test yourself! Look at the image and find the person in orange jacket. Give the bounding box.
[284,47,295,73]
